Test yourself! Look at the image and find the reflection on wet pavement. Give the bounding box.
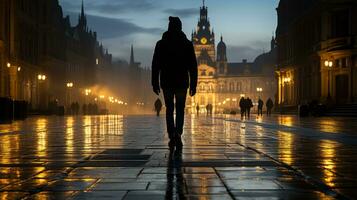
[0,115,355,199]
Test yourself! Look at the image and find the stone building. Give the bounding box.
[276,0,357,108]
[0,0,112,111]
[188,2,276,113]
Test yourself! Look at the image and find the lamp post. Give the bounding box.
[256,87,263,96]
[324,60,333,99]
[282,77,291,104]
[66,82,74,107]
[37,74,47,110]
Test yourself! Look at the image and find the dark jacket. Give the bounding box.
[258,99,264,109]
[151,30,198,90]
[266,98,274,109]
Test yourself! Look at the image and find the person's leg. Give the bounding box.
[163,90,175,141]
[175,89,187,136]
[175,89,187,148]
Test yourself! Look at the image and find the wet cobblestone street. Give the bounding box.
[0,115,356,199]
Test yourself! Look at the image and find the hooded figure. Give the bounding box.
[152,16,198,149]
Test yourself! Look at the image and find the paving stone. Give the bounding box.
[90,182,148,191]
[0,115,355,199]
[123,191,166,200]
[73,191,127,200]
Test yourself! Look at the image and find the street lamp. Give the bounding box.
[85,89,91,96]
[66,82,74,88]
[38,74,46,81]
[324,60,333,98]
[7,62,11,68]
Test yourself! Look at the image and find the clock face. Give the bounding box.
[201,37,207,45]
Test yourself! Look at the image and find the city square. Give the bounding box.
[1,0,357,199]
[0,114,356,199]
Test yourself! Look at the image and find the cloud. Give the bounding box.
[59,0,157,14]
[227,45,265,62]
[89,0,156,14]
[65,12,163,39]
[164,8,198,18]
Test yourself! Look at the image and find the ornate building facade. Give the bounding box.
[276,0,357,108]
[0,0,112,111]
[188,3,277,113]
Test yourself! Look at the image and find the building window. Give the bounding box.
[237,82,242,91]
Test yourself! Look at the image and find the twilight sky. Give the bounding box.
[59,0,279,66]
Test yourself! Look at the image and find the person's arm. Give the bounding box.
[152,42,161,95]
[188,42,198,96]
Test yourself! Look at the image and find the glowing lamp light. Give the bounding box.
[17,67,21,72]
[7,63,11,68]
[324,60,333,68]
[66,82,74,88]
[38,74,46,81]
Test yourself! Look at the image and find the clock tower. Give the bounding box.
[192,0,216,66]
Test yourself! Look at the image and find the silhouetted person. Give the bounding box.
[154,98,163,116]
[258,98,264,116]
[239,97,246,119]
[82,104,87,115]
[208,104,213,115]
[206,104,209,115]
[70,102,75,115]
[94,104,98,115]
[266,98,274,116]
[75,102,80,115]
[246,98,253,119]
[152,16,198,149]
[196,105,200,115]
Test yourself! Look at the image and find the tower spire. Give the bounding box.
[81,0,85,17]
[130,44,135,65]
[203,0,205,7]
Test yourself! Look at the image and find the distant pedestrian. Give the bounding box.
[75,102,80,115]
[258,98,263,116]
[266,98,274,116]
[154,98,163,116]
[196,105,200,115]
[82,104,87,115]
[239,97,246,119]
[70,102,75,115]
[246,98,253,119]
[206,104,209,115]
[208,104,213,115]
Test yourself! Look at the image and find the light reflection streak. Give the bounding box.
[320,140,337,187]
[36,118,48,158]
[84,116,92,149]
[66,117,74,154]
[318,119,338,133]
[278,131,294,165]
[277,116,294,127]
